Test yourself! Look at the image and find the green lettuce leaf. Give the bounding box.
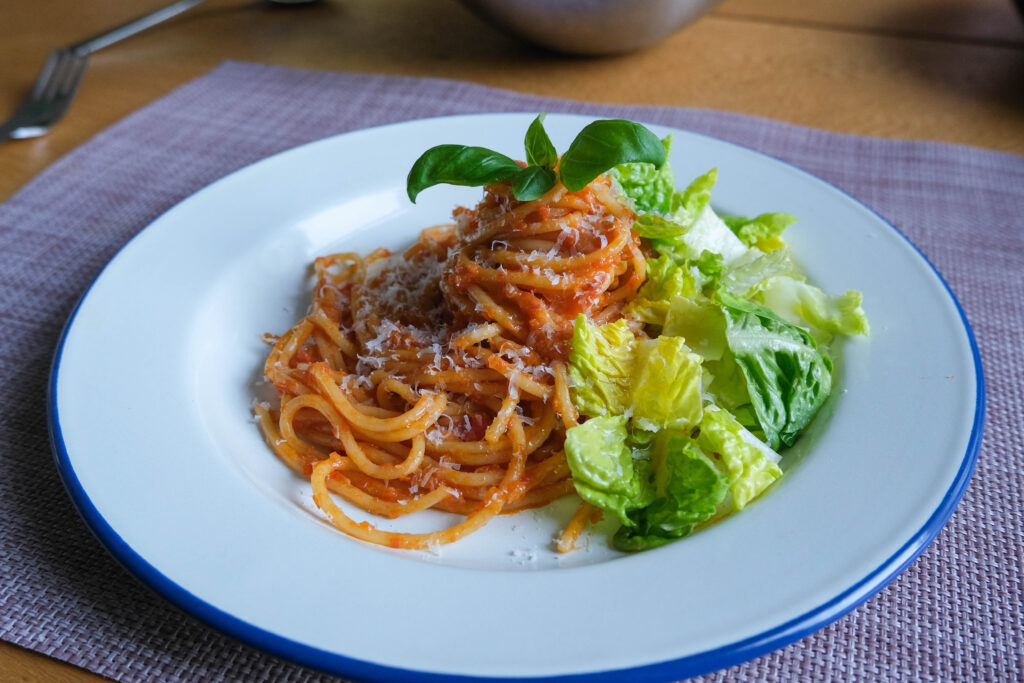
[630,337,704,432]
[718,290,833,450]
[667,168,717,226]
[703,352,753,413]
[675,204,748,264]
[609,136,676,215]
[624,254,697,326]
[614,430,729,551]
[696,405,782,510]
[723,213,798,250]
[662,296,728,361]
[721,247,800,298]
[567,315,636,417]
[729,403,766,440]
[759,275,870,342]
[631,213,689,242]
[692,250,726,291]
[565,415,653,526]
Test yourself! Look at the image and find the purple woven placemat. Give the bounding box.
[1,61,1021,682]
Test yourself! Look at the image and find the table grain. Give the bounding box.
[1,0,1022,679]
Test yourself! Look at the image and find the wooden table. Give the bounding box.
[2,0,1022,678]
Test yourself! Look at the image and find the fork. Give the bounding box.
[0,0,207,142]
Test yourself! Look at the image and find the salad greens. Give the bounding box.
[614,431,729,551]
[564,415,654,526]
[718,290,833,450]
[565,128,869,551]
[567,317,636,418]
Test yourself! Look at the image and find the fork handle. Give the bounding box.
[70,0,208,54]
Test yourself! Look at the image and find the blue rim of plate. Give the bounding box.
[47,116,985,683]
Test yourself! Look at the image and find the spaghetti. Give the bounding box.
[255,175,643,550]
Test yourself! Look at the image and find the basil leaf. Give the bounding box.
[407,144,522,202]
[511,165,557,201]
[524,113,558,169]
[559,120,666,192]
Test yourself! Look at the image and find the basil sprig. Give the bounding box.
[525,113,558,169]
[406,114,666,202]
[406,145,522,202]
[511,165,558,202]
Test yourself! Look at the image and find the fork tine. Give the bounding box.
[57,53,88,96]
[29,51,64,100]
[37,50,74,103]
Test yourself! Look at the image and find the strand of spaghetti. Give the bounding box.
[349,421,444,445]
[484,386,520,444]
[525,448,570,482]
[419,458,505,487]
[501,414,528,501]
[402,224,456,260]
[365,364,424,383]
[265,320,315,394]
[450,469,573,506]
[324,467,451,518]
[504,479,576,512]
[590,179,633,220]
[254,403,319,476]
[411,380,508,397]
[493,338,544,362]
[311,328,346,372]
[337,423,426,480]
[552,189,600,212]
[503,238,555,251]
[430,477,574,515]
[374,380,401,412]
[486,356,552,401]
[503,447,568,503]
[557,501,596,553]
[498,287,561,341]
[313,252,362,283]
[278,394,341,462]
[426,407,555,464]
[345,401,400,418]
[591,302,630,325]
[291,424,342,453]
[311,454,504,549]
[409,369,505,385]
[447,446,568,504]
[468,267,578,292]
[497,213,579,238]
[268,318,313,366]
[335,468,408,500]
[451,322,501,349]
[598,243,648,307]
[460,197,548,249]
[378,377,420,404]
[487,223,629,270]
[465,285,524,339]
[308,363,446,436]
[552,362,579,430]
[308,307,357,357]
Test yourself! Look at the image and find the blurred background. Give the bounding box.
[1,0,1022,203]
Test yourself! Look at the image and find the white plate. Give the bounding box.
[49,113,982,681]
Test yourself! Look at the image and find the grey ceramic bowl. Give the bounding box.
[459,0,722,56]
